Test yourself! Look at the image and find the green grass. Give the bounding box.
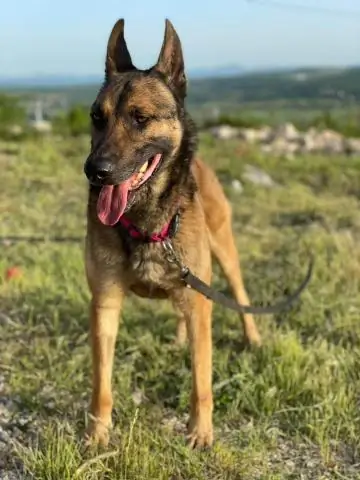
[1,134,360,479]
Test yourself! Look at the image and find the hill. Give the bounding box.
[1,66,359,109]
[188,67,360,106]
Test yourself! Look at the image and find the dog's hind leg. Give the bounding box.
[172,301,188,346]
[208,213,261,346]
[194,160,261,346]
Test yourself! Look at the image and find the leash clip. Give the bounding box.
[162,239,190,278]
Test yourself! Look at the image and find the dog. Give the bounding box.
[83,18,261,449]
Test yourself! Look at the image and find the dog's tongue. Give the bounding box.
[97,180,131,226]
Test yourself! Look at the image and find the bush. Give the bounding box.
[53,105,90,136]
[311,110,360,138]
[0,94,27,138]
[201,114,264,130]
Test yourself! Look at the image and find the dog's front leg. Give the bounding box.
[176,284,214,448]
[85,283,124,447]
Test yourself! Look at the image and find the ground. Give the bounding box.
[1,133,360,479]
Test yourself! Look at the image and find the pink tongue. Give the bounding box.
[97,180,131,226]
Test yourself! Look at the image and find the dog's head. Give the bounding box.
[84,19,191,226]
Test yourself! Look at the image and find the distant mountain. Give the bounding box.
[188,65,246,79]
[0,74,103,89]
[188,66,360,105]
[1,65,359,90]
[1,66,359,110]
[0,65,247,89]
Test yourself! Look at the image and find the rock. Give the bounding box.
[238,128,259,144]
[0,471,21,480]
[301,128,318,153]
[242,164,276,188]
[239,126,273,144]
[319,129,345,154]
[161,414,186,434]
[131,389,145,406]
[257,125,274,143]
[0,427,10,443]
[29,120,52,134]
[271,122,301,142]
[344,138,360,155]
[208,121,356,156]
[303,128,344,154]
[210,125,239,140]
[231,179,243,193]
[0,375,29,479]
[268,137,300,157]
[7,125,23,137]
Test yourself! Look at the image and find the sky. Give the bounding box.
[1,0,359,78]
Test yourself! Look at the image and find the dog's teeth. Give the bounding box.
[139,161,148,174]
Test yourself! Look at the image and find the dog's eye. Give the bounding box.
[132,110,149,127]
[90,109,106,129]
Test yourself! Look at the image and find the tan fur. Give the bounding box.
[85,156,261,449]
[90,77,183,182]
[84,18,261,450]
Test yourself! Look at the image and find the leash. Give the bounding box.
[162,239,314,315]
[0,235,83,246]
[116,209,314,315]
[1,216,314,316]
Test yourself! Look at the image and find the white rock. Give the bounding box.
[272,123,301,142]
[238,128,259,144]
[210,125,239,140]
[231,179,243,193]
[345,138,360,154]
[242,164,276,187]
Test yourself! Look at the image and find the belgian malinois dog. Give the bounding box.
[83,18,261,448]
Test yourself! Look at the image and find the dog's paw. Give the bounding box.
[84,421,111,448]
[186,423,214,449]
[244,328,262,347]
[247,333,262,347]
[173,335,187,348]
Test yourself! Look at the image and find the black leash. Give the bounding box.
[1,230,314,316]
[0,235,83,246]
[162,240,314,315]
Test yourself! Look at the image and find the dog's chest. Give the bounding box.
[125,244,174,299]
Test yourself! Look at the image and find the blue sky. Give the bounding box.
[1,0,359,77]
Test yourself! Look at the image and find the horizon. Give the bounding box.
[1,0,360,79]
[1,63,359,89]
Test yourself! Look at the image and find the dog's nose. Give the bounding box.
[94,159,113,181]
[84,158,114,184]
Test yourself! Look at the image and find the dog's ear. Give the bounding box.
[105,19,135,79]
[154,19,187,97]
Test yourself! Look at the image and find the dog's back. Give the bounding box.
[192,157,233,234]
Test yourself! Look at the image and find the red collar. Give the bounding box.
[117,211,180,243]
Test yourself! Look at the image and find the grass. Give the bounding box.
[1,133,360,479]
